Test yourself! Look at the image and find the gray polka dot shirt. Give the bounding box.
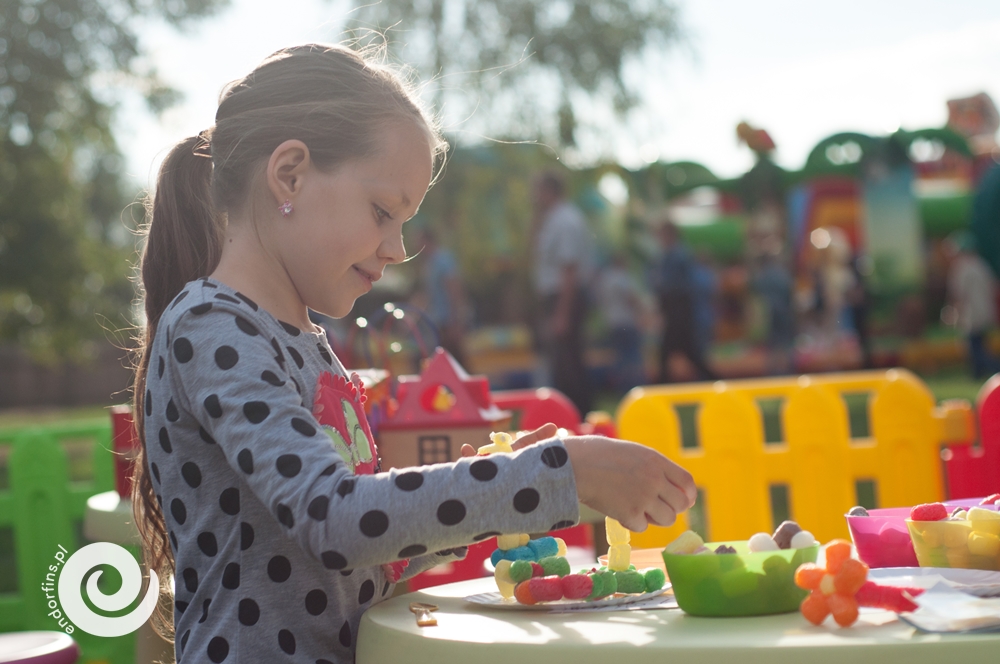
[144,278,580,663]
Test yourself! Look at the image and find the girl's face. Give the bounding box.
[276,121,434,319]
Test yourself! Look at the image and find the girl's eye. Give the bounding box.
[374,205,392,222]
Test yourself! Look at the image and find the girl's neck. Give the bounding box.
[209,223,316,332]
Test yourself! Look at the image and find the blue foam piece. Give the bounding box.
[528,536,558,559]
[505,545,536,562]
[490,548,504,566]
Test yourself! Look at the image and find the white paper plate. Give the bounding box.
[869,567,1000,597]
[465,585,670,611]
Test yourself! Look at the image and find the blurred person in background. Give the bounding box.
[692,252,719,364]
[596,251,649,395]
[412,227,469,367]
[946,231,1000,379]
[751,242,795,375]
[652,221,718,383]
[532,171,596,414]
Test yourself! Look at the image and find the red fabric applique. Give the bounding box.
[313,372,379,475]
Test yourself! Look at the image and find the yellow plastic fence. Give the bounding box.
[616,369,973,549]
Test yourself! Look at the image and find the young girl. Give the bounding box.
[133,43,696,664]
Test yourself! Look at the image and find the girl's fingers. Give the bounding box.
[460,443,476,457]
[663,462,698,507]
[511,422,559,451]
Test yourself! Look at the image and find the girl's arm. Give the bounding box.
[165,303,580,572]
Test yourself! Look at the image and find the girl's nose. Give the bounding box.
[378,231,406,265]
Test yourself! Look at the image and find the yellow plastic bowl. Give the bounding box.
[906,518,1000,570]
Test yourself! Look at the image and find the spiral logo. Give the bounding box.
[57,542,159,637]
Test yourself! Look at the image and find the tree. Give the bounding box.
[350,0,682,150]
[0,0,227,361]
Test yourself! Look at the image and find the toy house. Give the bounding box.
[376,348,511,469]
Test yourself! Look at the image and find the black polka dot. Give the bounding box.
[170,290,189,309]
[398,544,426,557]
[173,337,194,363]
[473,531,501,542]
[279,321,301,336]
[359,511,389,537]
[240,522,254,550]
[394,472,423,491]
[340,569,354,577]
[166,398,180,422]
[235,292,259,311]
[278,629,295,655]
[199,427,216,444]
[204,394,222,418]
[150,462,160,484]
[541,445,569,468]
[171,499,187,525]
[336,479,355,497]
[237,449,253,474]
[169,531,178,552]
[157,356,164,378]
[551,520,575,530]
[234,315,259,336]
[382,581,391,597]
[339,621,352,648]
[156,494,162,509]
[201,277,217,288]
[243,401,270,424]
[287,346,304,369]
[267,556,291,582]
[437,500,466,526]
[180,630,190,653]
[305,589,327,615]
[291,418,316,437]
[182,567,198,592]
[317,344,333,365]
[238,598,259,626]
[219,488,239,515]
[158,427,172,453]
[261,370,285,386]
[270,338,285,368]
[214,293,239,304]
[199,598,211,623]
[276,454,301,477]
[190,302,212,315]
[175,600,188,614]
[222,562,240,590]
[307,496,329,520]
[358,580,375,605]
[513,488,540,513]
[470,459,498,481]
[291,377,302,394]
[145,390,152,416]
[276,504,294,528]
[215,346,239,370]
[321,463,339,476]
[181,462,202,488]
[207,636,229,662]
[321,550,348,570]
[198,532,218,557]
[318,660,335,664]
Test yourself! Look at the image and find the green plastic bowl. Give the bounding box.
[662,540,819,616]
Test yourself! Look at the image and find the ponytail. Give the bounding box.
[131,133,221,648]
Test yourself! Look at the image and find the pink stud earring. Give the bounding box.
[278,199,294,217]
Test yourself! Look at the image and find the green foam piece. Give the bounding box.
[540,556,571,577]
[585,573,606,600]
[509,560,533,583]
[614,570,646,594]
[642,567,666,592]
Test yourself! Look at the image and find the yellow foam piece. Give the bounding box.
[494,559,514,585]
[969,532,1000,557]
[605,517,631,546]
[519,533,530,547]
[497,534,524,551]
[554,537,567,557]
[608,543,631,571]
[665,530,705,555]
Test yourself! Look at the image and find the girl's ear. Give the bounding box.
[266,139,311,206]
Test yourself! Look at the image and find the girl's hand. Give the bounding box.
[460,423,559,458]
[563,436,697,533]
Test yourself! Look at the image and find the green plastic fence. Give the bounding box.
[0,419,136,664]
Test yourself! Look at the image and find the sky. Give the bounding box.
[118,0,1000,189]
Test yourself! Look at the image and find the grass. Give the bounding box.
[0,405,111,430]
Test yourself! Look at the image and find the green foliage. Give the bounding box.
[0,0,226,361]
[351,0,682,147]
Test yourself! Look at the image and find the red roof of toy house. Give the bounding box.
[380,348,510,430]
